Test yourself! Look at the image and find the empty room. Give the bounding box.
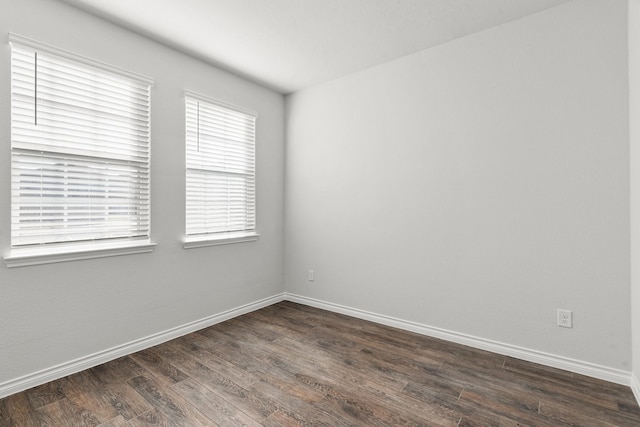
[2,0,640,425]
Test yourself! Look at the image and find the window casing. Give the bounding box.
[184,93,258,247]
[5,34,154,266]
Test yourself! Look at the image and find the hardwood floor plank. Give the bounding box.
[259,403,350,427]
[65,389,121,424]
[250,370,325,405]
[196,329,304,379]
[270,335,410,393]
[195,327,276,367]
[228,316,283,343]
[241,311,312,343]
[57,370,104,398]
[0,392,40,427]
[59,359,154,421]
[24,381,65,410]
[245,306,319,338]
[96,380,154,421]
[88,356,147,385]
[538,397,640,427]
[0,397,8,427]
[97,415,130,427]
[618,398,640,419]
[152,348,278,422]
[162,340,257,390]
[318,384,459,427]
[503,357,626,409]
[259,410,305,427]
[35,397,102,427]
[438,360,543,407]
[127,408,174,427]
[129,350,189,386]
[152,340,276,421]
[212,319,282,347]
[401,370,465,403]
[294,369,461,427]
[418,341,505,373]
[126,375,214,427]
[170,378,261,427]
[183,364,279,422]
[456,388,556,427]
[245,374,328,421]
[1,301,638,425]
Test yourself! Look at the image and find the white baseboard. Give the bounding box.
[0,293,286,399]
[632,373,640,405]
[284,293,633,387]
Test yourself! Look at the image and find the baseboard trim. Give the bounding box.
[0,293,286,399]
[284,293,632,387]
[632,373,640,405]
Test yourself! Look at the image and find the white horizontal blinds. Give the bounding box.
[185,96,256,236]
[10,41,151,248]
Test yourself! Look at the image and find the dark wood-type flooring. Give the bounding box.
[1,301,639,426]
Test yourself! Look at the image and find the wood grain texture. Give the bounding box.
[1,301,638,426]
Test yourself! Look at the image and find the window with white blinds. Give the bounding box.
[8,35,153,259]
[185,94,257,245]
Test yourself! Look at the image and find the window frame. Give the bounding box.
[182,92,259,249]
[4,34,156,267]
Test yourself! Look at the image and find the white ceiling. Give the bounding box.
[59,0,572,94]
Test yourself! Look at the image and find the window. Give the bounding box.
[184,93,258,248]
[5,34,155,267]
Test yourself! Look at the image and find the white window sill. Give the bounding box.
[4,240,157,268]
[182,232,259,249]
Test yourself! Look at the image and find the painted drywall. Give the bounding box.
[630,0,640,394]
[0,0,285,385]
[285,0,631,371]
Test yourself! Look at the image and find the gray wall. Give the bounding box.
[0,0,285,385]
[285,0,631,371]
[630,0,640,395]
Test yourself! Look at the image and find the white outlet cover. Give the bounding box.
[557,309,572,328]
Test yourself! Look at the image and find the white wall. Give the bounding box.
[285,0,631,372]
[630,0,640,395]
[0,0,285,386]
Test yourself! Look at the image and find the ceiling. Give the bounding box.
[59,0,572,94]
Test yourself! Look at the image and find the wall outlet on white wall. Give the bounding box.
[307,270,315,281]
[557,309,572,328]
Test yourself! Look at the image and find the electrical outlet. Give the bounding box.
[557,309,572,328]
[307,270,314,281]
